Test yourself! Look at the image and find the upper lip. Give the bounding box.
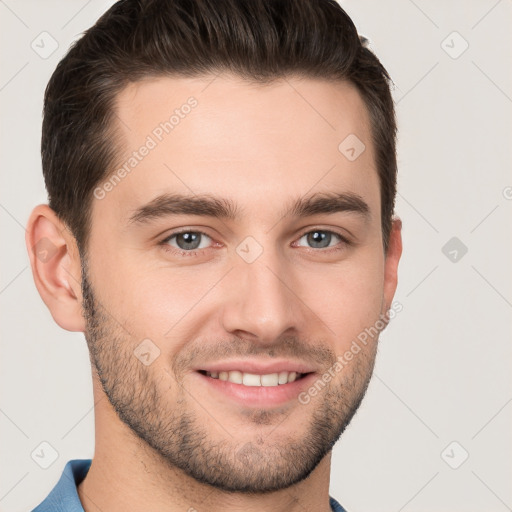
[195,359,317,375]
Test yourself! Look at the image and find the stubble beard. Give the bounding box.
[81,263,377,493]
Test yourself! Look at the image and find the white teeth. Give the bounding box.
[205,370,303,386]
[229,370,243,384]
[242,373,261,386]
[278,371,289,384]
[261,373,279,386]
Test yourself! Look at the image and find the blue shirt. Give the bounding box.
[33,459,348,511]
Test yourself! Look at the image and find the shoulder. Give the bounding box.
[32,459,92,512]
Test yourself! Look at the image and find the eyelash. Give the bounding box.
[159,229,215,258]
[159,228,351,258]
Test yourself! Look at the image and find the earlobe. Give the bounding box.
[382,217,403,314]
[25,204,86,332]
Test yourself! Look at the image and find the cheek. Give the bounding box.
[303,252,385,349]
[99,262,221,340]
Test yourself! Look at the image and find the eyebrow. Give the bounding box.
[128,191,370,225]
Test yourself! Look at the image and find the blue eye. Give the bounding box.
[296,230,345,249]
[159,228,349,259]
[162,231,213,252]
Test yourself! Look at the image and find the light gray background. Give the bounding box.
[1,1,511,511]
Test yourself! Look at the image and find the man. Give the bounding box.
[26,0,402,510]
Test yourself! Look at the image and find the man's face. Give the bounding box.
[82,74,397,492]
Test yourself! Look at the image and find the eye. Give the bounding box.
[162,230,213,252]
[295,229,347,250]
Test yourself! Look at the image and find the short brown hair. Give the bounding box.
[42,0,397,254]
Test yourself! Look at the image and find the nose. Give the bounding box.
[220,252,305,346]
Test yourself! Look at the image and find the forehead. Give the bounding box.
[94,74,379,226]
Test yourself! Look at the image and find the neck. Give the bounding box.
[78,377,333,512]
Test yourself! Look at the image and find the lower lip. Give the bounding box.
[193,371,317,408]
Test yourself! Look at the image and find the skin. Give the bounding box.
[26,74,402,512]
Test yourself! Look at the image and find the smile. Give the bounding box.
[200,370,307,387]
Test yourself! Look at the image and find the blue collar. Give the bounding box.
[32,459,91,511]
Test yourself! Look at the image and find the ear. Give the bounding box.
[25,204,85,332]
[382,217,403,314]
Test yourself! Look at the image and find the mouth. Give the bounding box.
[193,363,317,408]
[198,369,309,387]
